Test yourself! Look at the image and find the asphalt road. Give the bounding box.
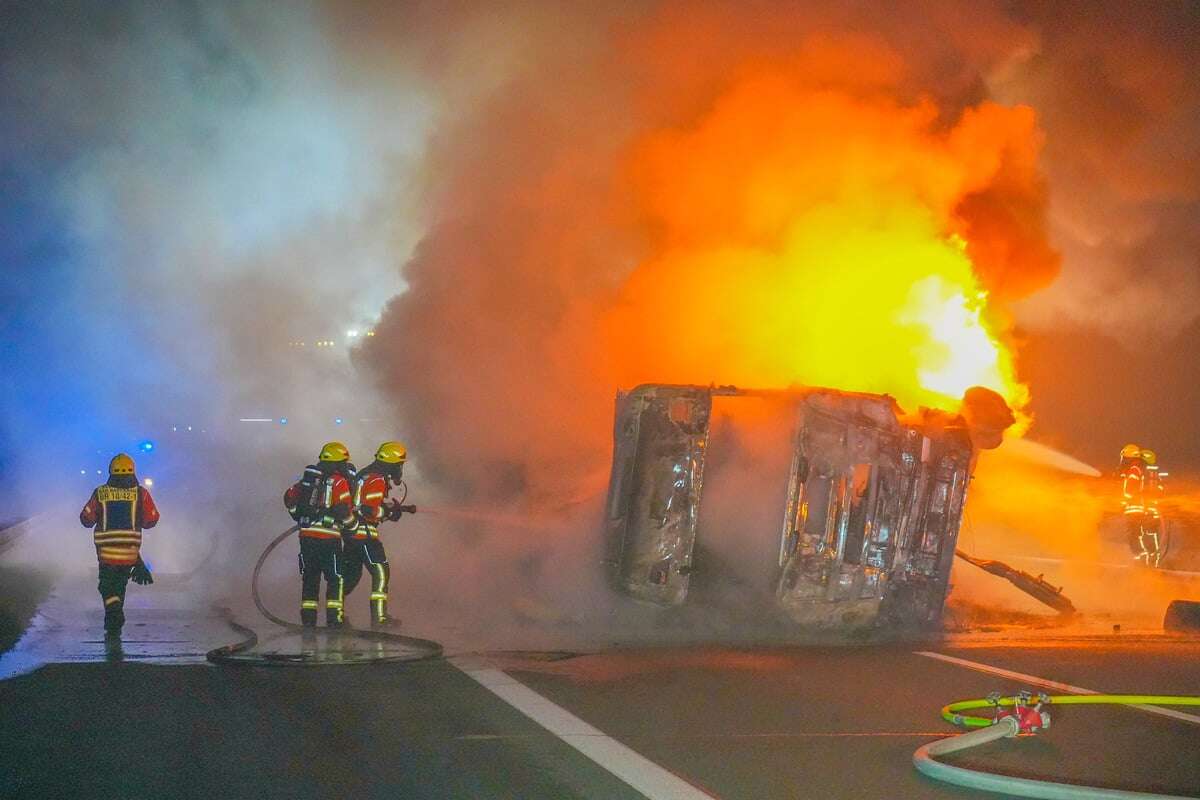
[505,639,1200,798]
[3,510,1199,800]
[3,621,1199,799]
[0,658,652,800]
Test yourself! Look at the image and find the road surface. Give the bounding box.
[2,600,1199,798]
[3,512,1199,799]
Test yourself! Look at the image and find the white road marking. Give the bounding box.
[450,656,717,800]
[915,650,1200,727]
[456,731,946,740]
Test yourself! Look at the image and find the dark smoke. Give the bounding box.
[354,0,1063,502]
[3,1,1195,640]
[997,1,1200,340]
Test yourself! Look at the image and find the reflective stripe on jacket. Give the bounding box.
[80,482,159,565]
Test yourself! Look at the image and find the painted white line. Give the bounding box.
[915,650,1200,727]
[458,731,948,740]
[451,657,716,800]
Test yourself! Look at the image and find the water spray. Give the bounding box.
[416,505,563,532]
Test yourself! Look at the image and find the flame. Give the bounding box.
[603,62,1045,413]
[901,279,1025,409]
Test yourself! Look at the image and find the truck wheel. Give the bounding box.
[1163,600,1200,632]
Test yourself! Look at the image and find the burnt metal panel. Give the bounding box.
[605,383,987,631]
[879,433,973,627]
[604,385,712,605]
[775,392,910,627]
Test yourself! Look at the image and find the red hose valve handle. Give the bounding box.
[989,691,1052,735]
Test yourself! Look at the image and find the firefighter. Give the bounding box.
[343,441,415,627]
[284,442,358,627]
[79,453,159,637]
[1118,444,1167,566]
[1119,443,1146,515]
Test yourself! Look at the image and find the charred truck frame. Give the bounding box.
[604,384,1014,629]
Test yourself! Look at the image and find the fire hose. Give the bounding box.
[914,692,1200,798]
[206,525,443,666]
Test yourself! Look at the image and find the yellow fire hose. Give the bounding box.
[915,694,1200,799]
[942,694,1200,728]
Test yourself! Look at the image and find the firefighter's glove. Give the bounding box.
[131,558,154,586]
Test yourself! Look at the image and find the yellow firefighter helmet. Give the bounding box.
[318,441,350,463]
[1141,449,1157,466]
[375,441,407,464]
[1120,443,1142,460]
[109,453,136,475]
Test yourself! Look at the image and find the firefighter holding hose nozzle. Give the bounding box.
[79,453,159,637]
[342,441,416,627]
[284,442,358,627]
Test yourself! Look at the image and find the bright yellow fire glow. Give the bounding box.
[607,202,1027,412]
[902,279,1021,407]
[604,72,1037,414]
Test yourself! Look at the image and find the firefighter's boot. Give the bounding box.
[326,578,345,627]
[369,561,394,626]
[103,599,125,637]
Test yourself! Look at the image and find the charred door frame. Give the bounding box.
[604,383,977,628]
[604,385,714,605]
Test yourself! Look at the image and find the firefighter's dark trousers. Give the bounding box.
[1128,514,1165,566]
[342,537,391,622]
[299,537,344,626]
[98,563,133,634]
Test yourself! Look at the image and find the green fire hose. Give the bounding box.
[915,693,1200,799]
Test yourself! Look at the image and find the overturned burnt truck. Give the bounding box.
[604,384,1015,629]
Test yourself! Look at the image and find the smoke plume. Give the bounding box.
[992,2,1200,341]
[3,1,1196,639]
[0,1,430,496]
[357,0,1063,503]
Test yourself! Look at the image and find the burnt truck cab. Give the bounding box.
[603,384,1013,629]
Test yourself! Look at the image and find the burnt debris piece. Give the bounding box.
[604,384,1015,630]
[953,549,1077,616]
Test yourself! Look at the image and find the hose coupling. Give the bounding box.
[992,689,1052,735]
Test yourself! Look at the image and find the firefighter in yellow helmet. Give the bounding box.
[343,441,415,626]
[79,453,160,636]
[283,442,358,626]
[1118,444,1168,566]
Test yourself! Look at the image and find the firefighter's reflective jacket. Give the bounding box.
[1145,463,1165,519]
[80,476,160,565]
[284,464,357,539]
[1121,461,1164,520]
[352,468,392,540]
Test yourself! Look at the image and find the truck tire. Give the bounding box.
[1163,600,1200,632]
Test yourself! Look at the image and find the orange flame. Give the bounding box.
[604,65,1046,413]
